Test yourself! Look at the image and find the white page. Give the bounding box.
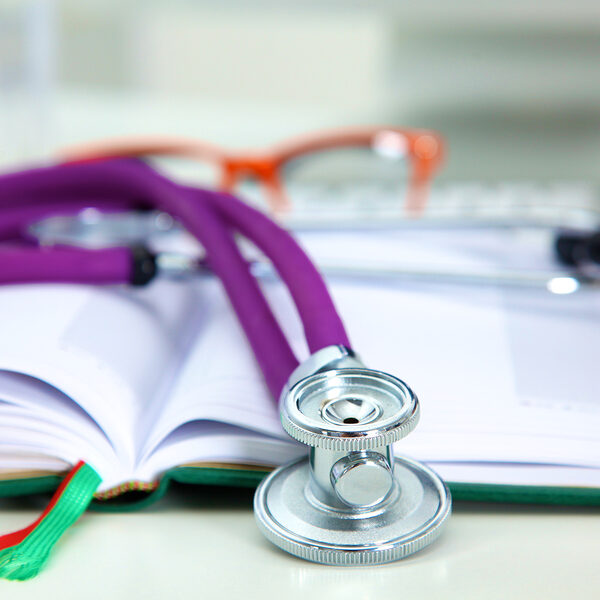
[430,462,600,487]
[145,271,517,455]
[140,278,293,461]
[307,229,600,467]
[144,227,600,482]
[138,422,303,483]
[0,371,109,441]
[145,272,600,475]
[0,372,120,480]
[0,280,206,486]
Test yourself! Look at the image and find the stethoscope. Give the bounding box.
[0,157,451,565]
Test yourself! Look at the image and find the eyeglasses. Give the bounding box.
[33,139,600,294]
[60,126,445,215]
[55,129,600,293]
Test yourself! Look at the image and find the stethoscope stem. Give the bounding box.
[26,207,600,294]
[150,253,592,295]
[252,261,595,293]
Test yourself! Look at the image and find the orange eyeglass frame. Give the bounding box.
[60,126,445,214]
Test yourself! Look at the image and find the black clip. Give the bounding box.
[130,245,157,286]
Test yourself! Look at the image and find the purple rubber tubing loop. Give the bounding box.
[0,162,148,210]
[12,158,350,353]
[0,188,297,399]
[0,161,300,397]
[0,245,133,285]
[0,159,351,395]
[1,159,352,352]
[2,208,296,398]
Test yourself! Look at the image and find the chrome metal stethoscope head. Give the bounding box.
[254,346,451,565]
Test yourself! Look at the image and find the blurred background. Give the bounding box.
[1,0,599,186]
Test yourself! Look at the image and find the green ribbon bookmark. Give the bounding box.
[0,462,101,581]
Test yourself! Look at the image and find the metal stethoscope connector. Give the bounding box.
[254,346,451,566]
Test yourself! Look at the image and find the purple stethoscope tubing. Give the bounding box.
[0,158,350,398]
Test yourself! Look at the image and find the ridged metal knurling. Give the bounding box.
[281,401,420,451]
[255,504,449,566]
[253,456,452,566]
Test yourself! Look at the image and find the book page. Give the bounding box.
[0,280,205,482]
[139,277,297,461]
[307,229,600,469]
[145,227,600,481]
[0,371,115,473]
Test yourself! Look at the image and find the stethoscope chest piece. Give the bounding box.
[254,358,451,565]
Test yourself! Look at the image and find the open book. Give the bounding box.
[1,227,599,501]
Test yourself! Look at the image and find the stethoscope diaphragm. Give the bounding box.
[254,348,451,565]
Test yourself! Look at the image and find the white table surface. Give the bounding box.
[1,484,599,599]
